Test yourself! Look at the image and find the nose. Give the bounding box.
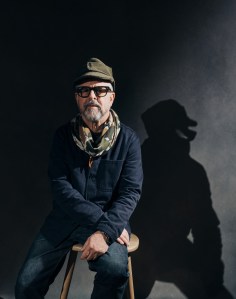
[88,89,97,99]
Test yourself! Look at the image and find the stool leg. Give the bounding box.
[60,250,78,299]
[128,255,135,299]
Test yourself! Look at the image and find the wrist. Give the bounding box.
[96,231,110,244]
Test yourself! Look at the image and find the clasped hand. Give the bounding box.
[80,229,129,261]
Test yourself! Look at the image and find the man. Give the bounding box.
[15,57,143,299]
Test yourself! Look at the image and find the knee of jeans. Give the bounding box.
[93,257,128,279]
[109,259,127,277]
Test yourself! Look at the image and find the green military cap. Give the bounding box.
[74,57,115,90]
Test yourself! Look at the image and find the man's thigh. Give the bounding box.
[16,232,72,287]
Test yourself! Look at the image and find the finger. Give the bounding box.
[117,237,125,244]
[87,252,97,261]
[122,238,129,246]
[86,251,95,261]
[81,250,90,260]
[92,254,98,260]
[124,240,130,246]
[122,232,129,242]
[123,232,130,244]
[120,235,130,246]
[81,240,89,251]
[120,234,129,242]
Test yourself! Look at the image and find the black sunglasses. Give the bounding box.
[75,86,112,98]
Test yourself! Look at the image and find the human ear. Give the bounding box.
[110,92,115,105]
[75,93,79,104]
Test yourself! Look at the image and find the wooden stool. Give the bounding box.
[60,233,139,299]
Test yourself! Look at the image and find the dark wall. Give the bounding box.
[1,0,236,298]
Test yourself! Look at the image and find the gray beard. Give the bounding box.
[82,107,103,122]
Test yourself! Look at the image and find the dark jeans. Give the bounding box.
[15,227,129,299]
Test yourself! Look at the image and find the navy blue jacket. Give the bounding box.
[40,121,143,246]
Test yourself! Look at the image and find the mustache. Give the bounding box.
[84,101,101,109]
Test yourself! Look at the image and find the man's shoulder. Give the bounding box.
[55,121,71,133]
[119,122,141,145]
[120,122,137,136]
[51,121,72,142]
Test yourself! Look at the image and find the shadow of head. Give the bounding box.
[142,99,197,141]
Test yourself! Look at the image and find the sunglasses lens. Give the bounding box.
[94,87,110,97]
[76,87,90,97]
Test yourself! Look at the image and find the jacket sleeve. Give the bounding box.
[48,127,104,226]
[96,131,143,242]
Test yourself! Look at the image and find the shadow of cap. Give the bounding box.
[142,99,197,141]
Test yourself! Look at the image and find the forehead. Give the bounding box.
[78,80,113,89]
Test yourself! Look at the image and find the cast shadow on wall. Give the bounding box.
[131,99,234,299]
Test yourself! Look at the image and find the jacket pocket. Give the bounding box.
[96,160,123,191]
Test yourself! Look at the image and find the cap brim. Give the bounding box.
[74,71,114,85]
[187,118,197,127]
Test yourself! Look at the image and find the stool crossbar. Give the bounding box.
[60,233,139,299]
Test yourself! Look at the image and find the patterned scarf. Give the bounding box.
[71,109,120,157]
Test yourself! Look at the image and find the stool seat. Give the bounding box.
[60,233,139,299]
[71,244,83,251]
[127,233,139,252]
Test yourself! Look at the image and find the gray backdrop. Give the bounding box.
[0,0,236,298]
